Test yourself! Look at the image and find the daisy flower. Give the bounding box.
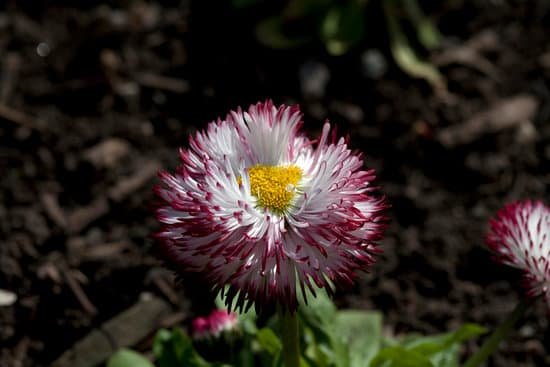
[155,101,387,312]
[486,200,550,308]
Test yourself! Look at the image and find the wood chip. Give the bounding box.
[134,72,190,93]
[51,295,171,367]
[13,337,30,366]
[0,104,38,129]
[66,197,110,234]
[82,242,129,261]
[159,312,186,328]
[40,192,68,229]
[62,267,97,315]
[539,50,550,69]
[0,289,17,306]
[432,29,500,80]
[1,52,21,103]
[37,262,62,283]
[108,159,160,202]
[437,94,539,148]
[146,270,180,305]
[83,138,131,169]
[46,158,157,234]
[13,13,45,41]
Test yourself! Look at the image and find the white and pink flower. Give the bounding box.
[192,309,238,340]
[155,101,387,311]
[486,200,550,308]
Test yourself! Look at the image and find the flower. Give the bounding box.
[155,101,387,312]
[208,309,239,335]
[191,316,210,340]
[192,309,239,340]
[486,200,550,308]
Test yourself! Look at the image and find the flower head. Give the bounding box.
[155,101,387,312]
[191,309,238,340]
[486,200,550,308]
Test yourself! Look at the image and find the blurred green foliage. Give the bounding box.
[235,0,447,92]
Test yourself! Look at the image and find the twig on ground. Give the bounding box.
[0,53,20,103]
[0,104,38,129]
[108,159,160,202]
[66,198,110,234]
[134,72,190,93]
[40,192,68,229]
[437,94,539,148]
[61,266,97,316]
[51,295,171,367]
[83,138,131,169]
[146,269,180,305]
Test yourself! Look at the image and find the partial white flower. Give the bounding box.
[486,200,550,308]
[191,309,238,340]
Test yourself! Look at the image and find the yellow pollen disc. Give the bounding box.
[246,164,302,213]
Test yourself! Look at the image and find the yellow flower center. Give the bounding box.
[246,164,302,213]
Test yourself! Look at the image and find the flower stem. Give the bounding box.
[279,310,300,367]
[463,300,530,367]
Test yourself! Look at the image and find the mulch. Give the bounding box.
[1,1,549,366]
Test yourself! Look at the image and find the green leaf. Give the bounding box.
[107,349,154,367]
[402,0,442,50]
[299,288,349,367]
[430,344,460,367]
[377,323,486,367]
[257,327,283,356]
[370,347,435,367]
[403,323,487,353]
[383,1,446,94]
[237,346,256,367]
[398,336,460,367]
[408,324,486,367]
[298,287,337,330]
[446,323,487,344]
[152,329,172,358]
[334,310,382,367]
[153,328,212,367]
[256,327,282,367]
[255,17,310,49]
[321,2,366,55]
[301,321,348,367]
[303,325,339,367]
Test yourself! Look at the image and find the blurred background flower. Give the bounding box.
[486,200,550,308]
[191,309,239,340]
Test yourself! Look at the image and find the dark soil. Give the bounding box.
[1,1,549,366]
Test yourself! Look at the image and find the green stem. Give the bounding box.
[279,310,300,367]
[463,300,530,367]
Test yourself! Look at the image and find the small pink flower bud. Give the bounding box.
[191,309,239,340]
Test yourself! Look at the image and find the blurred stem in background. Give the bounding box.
[463,300,531,367]
[402,0,442,50]
[382,0,447,95]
